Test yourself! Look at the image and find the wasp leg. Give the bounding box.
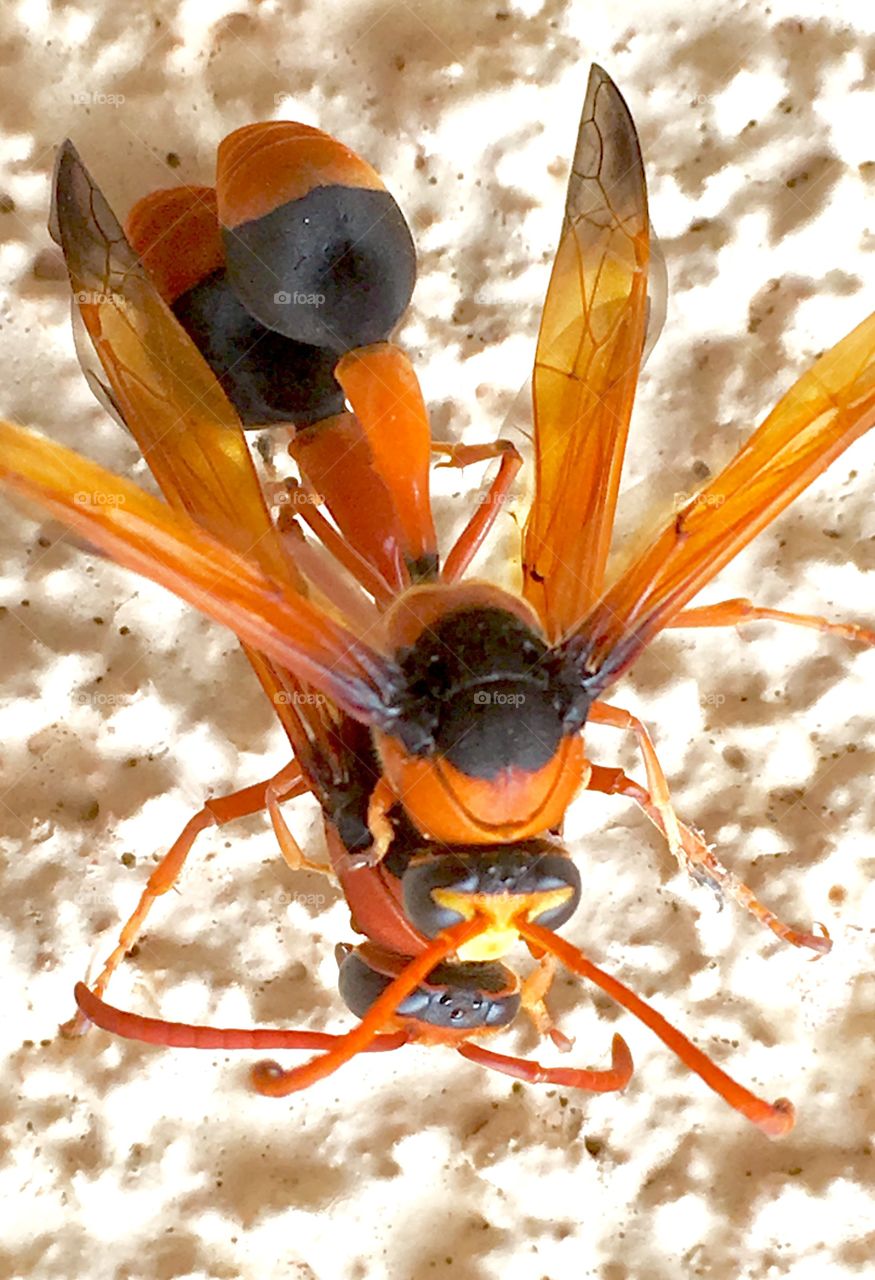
[457,1033,633,1092]
[273,476,395,605]
[586,763,830,955]
[433,439,523,582]
[667,596,875,646]
[265,764,337,877]
[74,982,407,1054]
[589,700,685,860]
[364,775,398,864]
[63,759,314,1037]
[519,953,573,1052]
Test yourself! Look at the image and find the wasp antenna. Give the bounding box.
[518,922,795,1137]
[457,1031,633,1092]
[73,982,409,1053]
[250,916,489,1096]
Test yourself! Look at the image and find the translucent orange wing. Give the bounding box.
[50,140,292,580]
[522,64,651,640]
[50,140,375,749]
[569,308,875,690]
[0,419,400,726]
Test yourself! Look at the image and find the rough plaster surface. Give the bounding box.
[1,2,874,1278]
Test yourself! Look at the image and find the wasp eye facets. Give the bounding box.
[402,844,581,938]
[337,950,519,1032]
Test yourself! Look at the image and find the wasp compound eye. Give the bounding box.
[337,949,520,1032]
[402,844,582,941]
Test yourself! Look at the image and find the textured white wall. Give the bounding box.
[1,2,874,1278]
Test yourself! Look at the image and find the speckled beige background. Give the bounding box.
[1,2,874,1278]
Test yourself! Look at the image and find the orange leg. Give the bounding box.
[669,597,875,645]
[519,953,574,1052]
[365,776,398,864]
[272,477,395,606]
[520,920,795,1137]
[432,440,523,583]
[586,763,829,955]
[64,760,316,1036]
[265,766,336,877]
[589,701,684,861]
[74,981,408,1054]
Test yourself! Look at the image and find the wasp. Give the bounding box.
[2,66,874,1134]
[73,632,793,1134]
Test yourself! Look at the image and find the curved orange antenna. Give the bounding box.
[457,1032,633,1092]
[519,921,795,1137]
[73,982,408,1054]
[251,916,488,1096]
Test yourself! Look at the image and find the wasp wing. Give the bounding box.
[47,140,408,745]
[0,420,401,723]
[522,64,652,640]
[54,153,415,916]
[570,308,875,689]
[50,141,296,577]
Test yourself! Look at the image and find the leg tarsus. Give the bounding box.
[585,763,831,956]
[456,1033,633,1092]
[265,761,331,876]
[589,701,684,861]
[669,597,875,646]
[519,954,572,1051]
[365,777,398,864]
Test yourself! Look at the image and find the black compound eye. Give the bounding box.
[337,950,519,1032]
[412,973,518,1031]
[402,845,581,937]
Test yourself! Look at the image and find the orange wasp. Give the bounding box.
[2,65,875,1133]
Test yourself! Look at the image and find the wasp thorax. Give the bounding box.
[393,606,587,777]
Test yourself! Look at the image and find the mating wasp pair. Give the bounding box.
[3,66,874,1135]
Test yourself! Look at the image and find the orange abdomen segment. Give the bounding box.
[216,122,384,229]
[216,122,415,351]
[375,731,588,844]
[334,345,437,578]
[125,186,223,304]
